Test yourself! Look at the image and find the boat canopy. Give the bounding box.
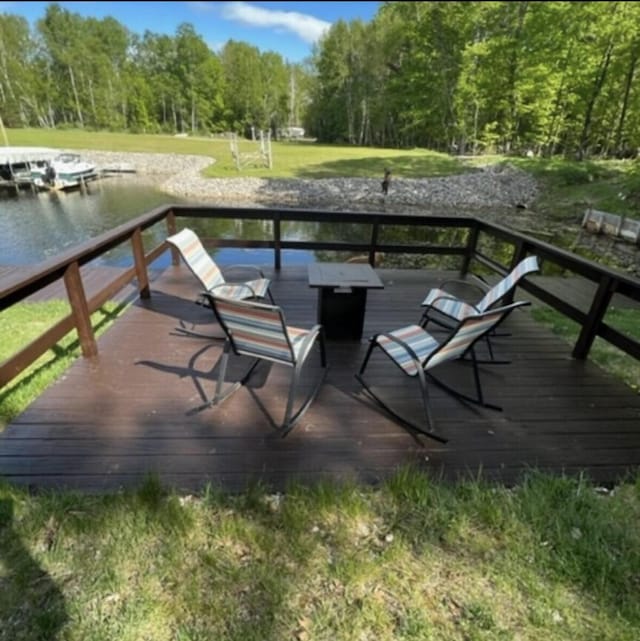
[0,147,58,165]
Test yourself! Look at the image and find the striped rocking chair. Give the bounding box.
[198,294,328,436]
[356,301,530,443]
[166,227,274,305]
[420,255,539,328]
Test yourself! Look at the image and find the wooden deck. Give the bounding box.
[2,264,640,493]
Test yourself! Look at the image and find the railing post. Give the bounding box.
[460,221,480,276]
[368,222,379,267]
[274,215,281,271]
[64,261,98,359]
[131,228,150,299]
[572,275,614,359]
[166,211,180,265]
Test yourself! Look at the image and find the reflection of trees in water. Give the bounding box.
[0,498,68,640]
[172,215,557,274]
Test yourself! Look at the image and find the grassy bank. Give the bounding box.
[1,469,639,641]
[5,128,468,180]
[7,128,640,218]
[0,301,125,430]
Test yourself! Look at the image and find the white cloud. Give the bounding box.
[220,1,331,44]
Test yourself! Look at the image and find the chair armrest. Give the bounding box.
[221,264,266,279]
[439,278,488,300]
[292,325,325,363]
[430,294,481,314]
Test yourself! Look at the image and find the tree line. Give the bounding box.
[0,3,307,138]
[2,1,640,158]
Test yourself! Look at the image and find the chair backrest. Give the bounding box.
[207,295,295,365]
[166,228,225,292]
[425,300,530,370]
[477,256,539,312]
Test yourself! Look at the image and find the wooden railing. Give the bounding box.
[2,204,639,389]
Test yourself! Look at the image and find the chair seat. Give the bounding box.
[421,288,478,321]
[377,325,439,376]
[214,278,271,300]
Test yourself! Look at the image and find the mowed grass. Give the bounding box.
[7,128,473,179]
[1,469,639,641]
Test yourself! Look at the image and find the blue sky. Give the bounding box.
[0,1,382,62]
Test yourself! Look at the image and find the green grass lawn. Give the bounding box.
[0,301,125,430]
[1,469,638,640]
[6,128,470,179]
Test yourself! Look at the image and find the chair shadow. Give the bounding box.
[135,344,272,411]
[0,497,68,639]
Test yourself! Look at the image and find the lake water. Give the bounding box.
[0,177,316,268]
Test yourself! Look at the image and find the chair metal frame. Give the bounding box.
[356,301,530,443]
[198,294,328,436]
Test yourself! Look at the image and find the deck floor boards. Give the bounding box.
[2,264,639,492]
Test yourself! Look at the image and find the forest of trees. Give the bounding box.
[2,1,640,159]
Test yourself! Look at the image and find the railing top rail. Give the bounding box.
[0,205,170,303]
[170,204,478,227]
[475,218,640,293]
[2,204,640,306]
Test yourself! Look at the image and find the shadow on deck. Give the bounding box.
[2,264,639,493]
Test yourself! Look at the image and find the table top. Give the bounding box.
[308,262,384,289]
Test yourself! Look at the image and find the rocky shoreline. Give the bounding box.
[79,149,640,275]
[81,149,539,215]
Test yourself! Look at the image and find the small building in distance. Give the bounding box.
[279,126,305,140]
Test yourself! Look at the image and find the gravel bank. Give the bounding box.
[81,149,539,215]
[79,149,640,274]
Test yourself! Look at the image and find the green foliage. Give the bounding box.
[5,1,640,157]
[0,469,639,639]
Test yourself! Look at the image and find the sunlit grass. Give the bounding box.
[0,300,125,429]
[1,469,638,640]
[6,128,475,179]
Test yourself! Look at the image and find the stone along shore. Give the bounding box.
[82,150,539,217]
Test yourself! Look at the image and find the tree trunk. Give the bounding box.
[578,3,620,158]
[68,65,84,127]
[88,76,97,125]
[614,43,639,155]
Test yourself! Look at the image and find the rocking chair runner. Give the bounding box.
[198,294,328,436]
[166,227,274,305]
[356,301,530,443]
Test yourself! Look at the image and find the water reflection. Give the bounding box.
[1,178,174,265]
[0,179,322,267]
[1,179,468,269]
